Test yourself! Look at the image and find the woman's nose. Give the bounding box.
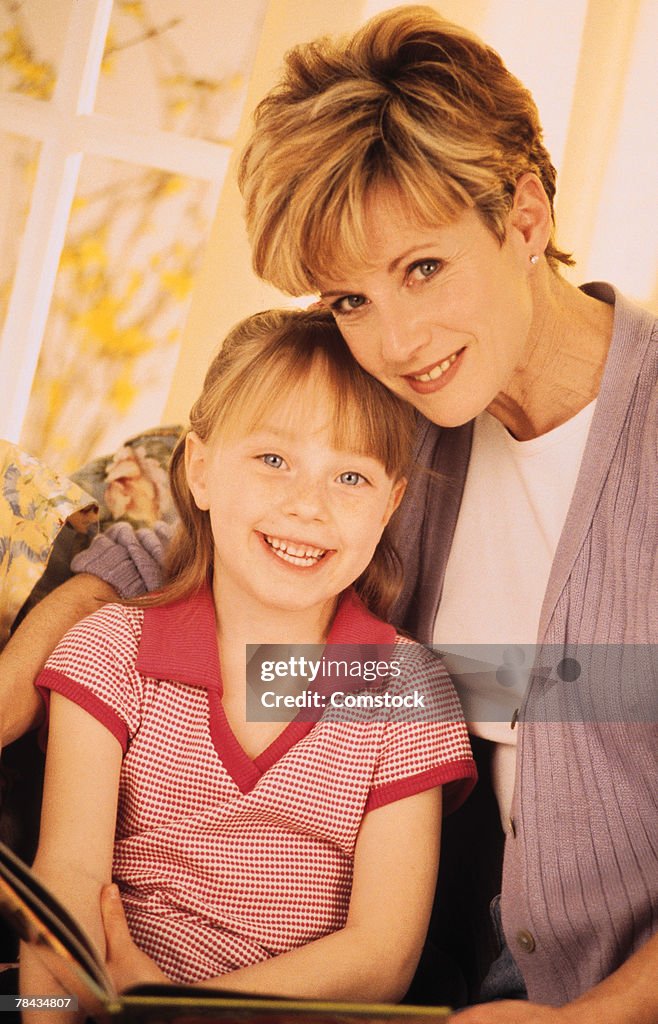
[377,298,429,366]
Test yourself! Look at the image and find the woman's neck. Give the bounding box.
[488,272,614,441]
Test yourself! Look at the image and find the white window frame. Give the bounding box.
[0,0,230,443]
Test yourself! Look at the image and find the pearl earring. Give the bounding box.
[529,254,540,265]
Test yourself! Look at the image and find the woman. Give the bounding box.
[2,6,655,1021]
[236,8,656,1021]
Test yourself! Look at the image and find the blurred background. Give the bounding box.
[1,0,656,475]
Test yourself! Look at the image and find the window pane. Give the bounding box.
[20,152,218,474]
[0,0,72,100]
[0,131,40,335]
[94,0,267,141]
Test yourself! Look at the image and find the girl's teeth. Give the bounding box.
[414,351,458,382]
[265,535,326,566]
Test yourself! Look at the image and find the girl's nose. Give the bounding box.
[283,477,328,522]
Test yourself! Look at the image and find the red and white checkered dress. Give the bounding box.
[38,586,475,983]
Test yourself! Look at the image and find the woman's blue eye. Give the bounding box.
[410,259,441,280]
[261,453,284,468]
[338,471,366,486]
[332,294,367,315]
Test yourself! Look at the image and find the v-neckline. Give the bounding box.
[136,584,397,794]
[208,691,316,792]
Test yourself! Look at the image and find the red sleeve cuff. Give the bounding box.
[37,668,129,753]
[365,758,478,816]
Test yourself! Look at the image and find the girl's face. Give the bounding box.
[316,185,539,428]
[185,378,405,633]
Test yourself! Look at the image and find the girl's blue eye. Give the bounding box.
[331,294,368,316]
[338,471,366,486]
[261,453,284,468]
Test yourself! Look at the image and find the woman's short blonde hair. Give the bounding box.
[239,4,573,295]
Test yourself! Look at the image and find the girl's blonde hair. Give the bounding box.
[239,4,573,295]
[154,308,416,619]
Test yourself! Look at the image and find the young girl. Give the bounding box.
[22,309,476,1008]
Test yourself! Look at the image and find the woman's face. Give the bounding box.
[316,187,536,428]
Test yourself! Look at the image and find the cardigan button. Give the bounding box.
[516,929,536,953]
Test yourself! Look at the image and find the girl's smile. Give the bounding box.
[261,532,332,568]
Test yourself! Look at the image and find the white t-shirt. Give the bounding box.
[433,401,596,829]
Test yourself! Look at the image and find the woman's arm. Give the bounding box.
[1,518,172,749]
[20,692,122,1018]
[103,785,442,1003]
[0,576,118,747]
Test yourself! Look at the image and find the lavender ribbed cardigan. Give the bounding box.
[390,283,658,1004]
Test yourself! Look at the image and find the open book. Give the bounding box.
[0,841,451,1022]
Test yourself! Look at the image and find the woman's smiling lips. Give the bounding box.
[403,347,465,394]
[260,532,331,568]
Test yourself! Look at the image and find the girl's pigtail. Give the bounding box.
[133,432,214,608]
[353,526,403,621]
[166,432,215,600]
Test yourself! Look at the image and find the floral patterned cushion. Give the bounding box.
[0,441,98,650]
[70,425,182,532]
[1,426,183,634]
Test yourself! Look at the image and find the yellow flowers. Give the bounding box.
[119,1,146,19]
[161,267,193,300]
[8,4,226,474]
[1,26,55,99]
[74,296,153,359]
[110,373,138,414]
[47,379,66,420]
[60,232,109,294]
[77,234,109,269]
[161,175,186,196]
[0,441,97,649]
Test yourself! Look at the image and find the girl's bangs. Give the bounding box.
[216,348,405,478]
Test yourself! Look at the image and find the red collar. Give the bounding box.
[136,585,396,688]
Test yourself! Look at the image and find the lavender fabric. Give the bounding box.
[71,520,173,598]
[74,284,657,1004]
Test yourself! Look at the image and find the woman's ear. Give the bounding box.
[383,477,407,526]
[509,172,552,259]
[184,431,210,511]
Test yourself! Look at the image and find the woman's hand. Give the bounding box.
[456,929,658,1024]
[101,884,169,992]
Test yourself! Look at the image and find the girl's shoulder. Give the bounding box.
[390,633,464,718]
[48,601,145,673]
[74,600,144,640]
[392,631,447,668]
[39,602,150,752]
